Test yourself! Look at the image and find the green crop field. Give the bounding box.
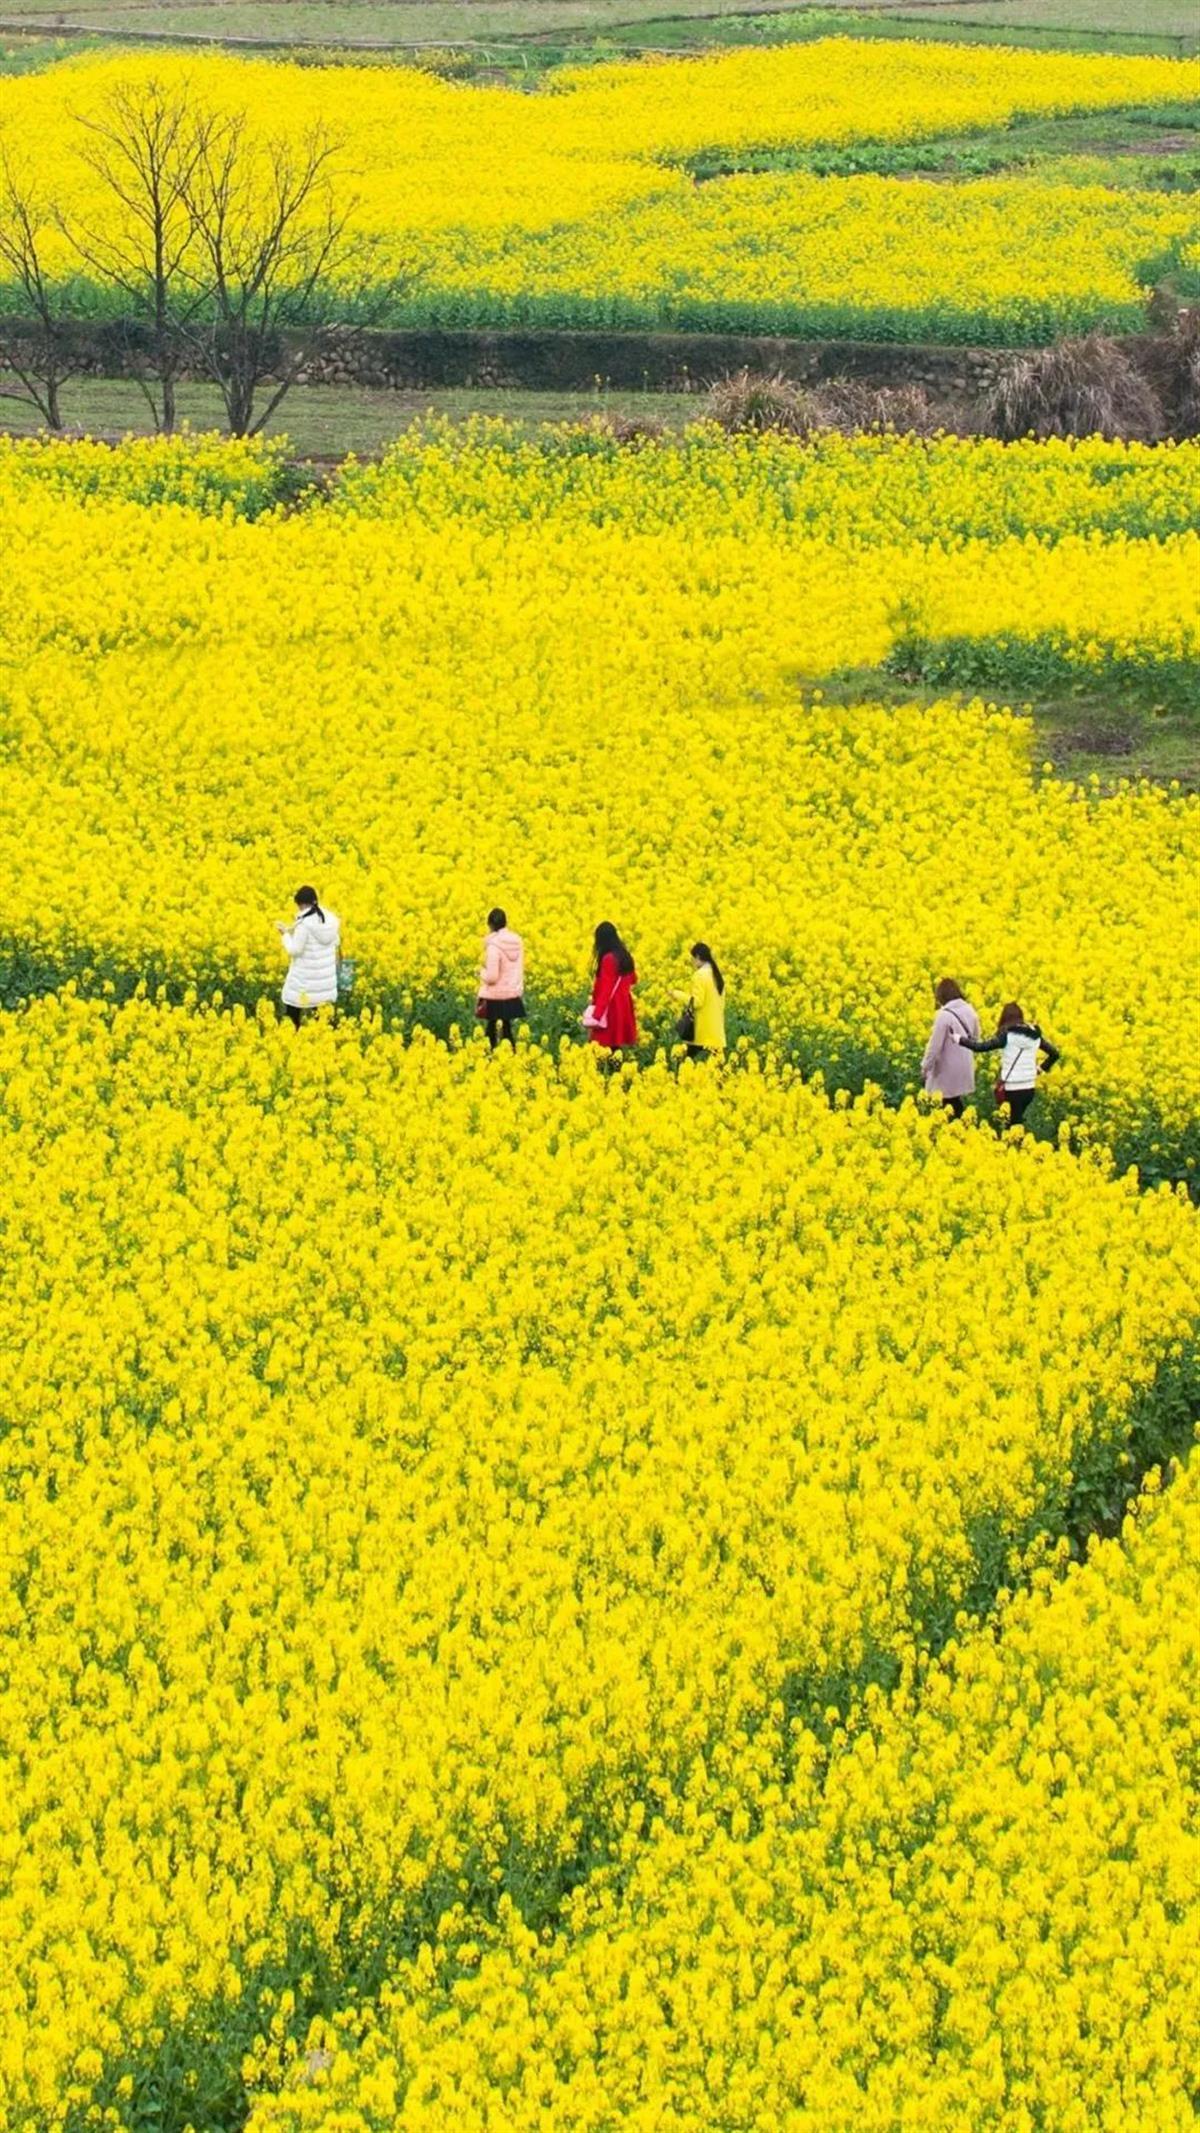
[0,0,1195,63]
[0,0,792,35]
[892,0,1200,43]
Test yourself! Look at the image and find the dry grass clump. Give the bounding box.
[705,370,940,439]
[986,334,1161,443]
[1142,304,1200,440]
[815,381,938,436]
[1169,313,1200,439]
[704,367,816,435]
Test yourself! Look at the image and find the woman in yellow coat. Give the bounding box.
[685,942,727,1061]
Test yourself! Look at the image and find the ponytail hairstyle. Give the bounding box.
[998,1000,1024,1033]
[691,941,724,995]
[487,907,507,932]
[593,920,634,978]
[294,885,325,924]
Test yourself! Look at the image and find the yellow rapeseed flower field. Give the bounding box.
[5,42,1196,183]
[0,58,1194,2099]
[546,40,1200,159]
[0,995,1193,2125]
[249,1458,1200,2132]
[0,43,1197,337]
[0,428,289,516]
[392,173,1199,340]
[0,428,1195,1171]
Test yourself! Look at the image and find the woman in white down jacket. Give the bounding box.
[277,885,340,1025]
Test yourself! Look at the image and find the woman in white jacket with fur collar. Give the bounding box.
[277,885,340,1024]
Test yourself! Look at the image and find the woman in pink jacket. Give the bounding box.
[477,907,526,1049]
[921,977,981,1117]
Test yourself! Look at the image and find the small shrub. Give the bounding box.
[704,367,816,436]
[401,47,478,80]
[985,334,1162,443]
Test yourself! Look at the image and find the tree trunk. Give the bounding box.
[161,368,177,435]
[228,358,255,437]
[45,372,62,430]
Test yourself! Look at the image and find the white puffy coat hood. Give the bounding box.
[297,911,340,951]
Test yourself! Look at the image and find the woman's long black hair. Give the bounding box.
[593,920,635,978]
[691,941,724,995]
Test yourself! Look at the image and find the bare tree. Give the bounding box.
[0,147,77,430]
[179,116,360,437]
[64,77,214,433]
[0,90,413,442]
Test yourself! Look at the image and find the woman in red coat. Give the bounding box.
[583,921,639,1050]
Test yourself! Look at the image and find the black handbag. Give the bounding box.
[676,1000,696,1044]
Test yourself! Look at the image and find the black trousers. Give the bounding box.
[1005,1087,1036,1126]
[484,1000,524,1050]
[943,1096,964,1120]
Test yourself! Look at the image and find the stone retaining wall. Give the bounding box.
[7,317,1016,395]
[291,327,1014,396]
[3,320,1185,439]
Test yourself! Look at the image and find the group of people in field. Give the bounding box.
[277,894,726,1061]
[277,890,1059,1122]
[921,976,1059,1125]
[482,913,726,1061]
